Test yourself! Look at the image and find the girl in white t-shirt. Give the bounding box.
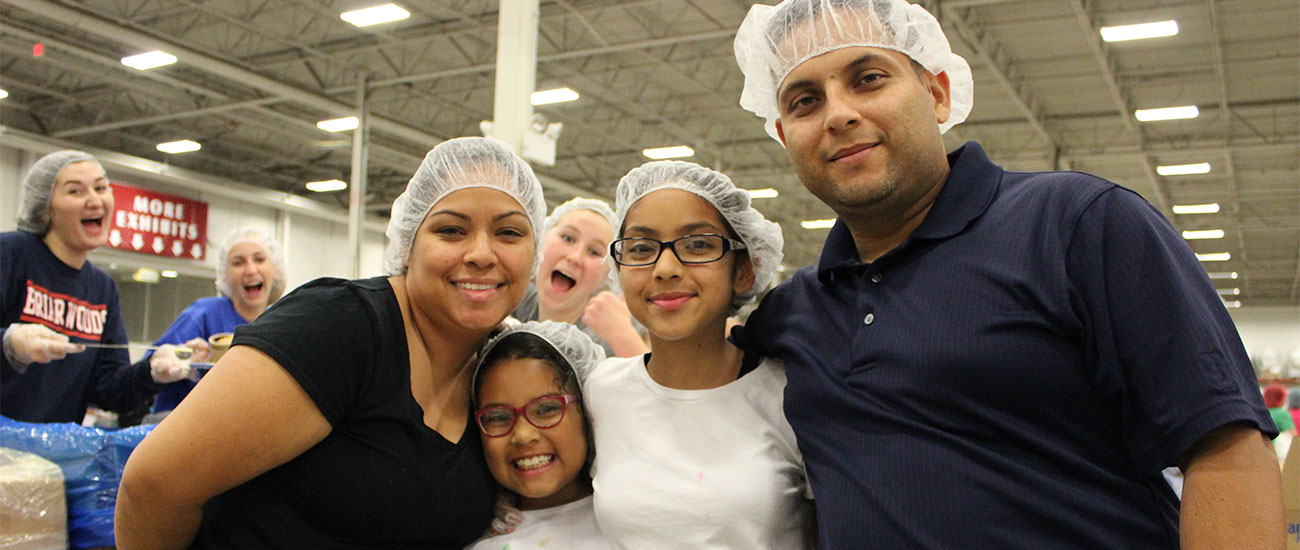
[582,161,814,548]
[463,321,617,550]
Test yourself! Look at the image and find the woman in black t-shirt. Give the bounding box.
[115,137,548,549]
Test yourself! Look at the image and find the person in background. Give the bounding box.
[114,137,547,549]
[732,0,1281,547]
[1,150,189,423]
[465,320,615,550]
[1287,390,1300,432]
[1265,384,1295,435]
[584,160,812,548]
[514,198,648,357]
[146,228,288,415]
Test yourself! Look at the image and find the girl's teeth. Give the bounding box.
[514,455,554,470]
[460,283,495,290]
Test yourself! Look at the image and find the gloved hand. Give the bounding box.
[180,337,211,364]
[149,344,192,384]
[3,323,84,373]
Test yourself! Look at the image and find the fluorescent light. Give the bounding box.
[1172,203,1220,215]
[161,270,179,278]
[316,116,359,132]
[1222,300,1241,308]
[121,50,177,70]
[340,4,410,27]
[643,145,694,159]
[746,188,779,199]
[1207,271,1238,279]
[306,179,348,192]
[1100,20,1178,42]
[1182,229,1225,240]
[531,87,580,106]
[156,140,201,154]
[1135,105,1198,122]
[1157,162,1211,176]
[0,89,8,99]
[800,219,836,229]
[133,268,160,283]
[1216,288,1240,296]
[1196,252,1231,262]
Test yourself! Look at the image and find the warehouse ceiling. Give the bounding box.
[1,0,1297,305]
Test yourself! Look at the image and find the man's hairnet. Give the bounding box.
[215,228,288,304]
[16,150,107,235]
[614,160,785,315]
[735,0,974,142]
[473,320,607,399]
[542,197,621,293]
[384,137,547,275]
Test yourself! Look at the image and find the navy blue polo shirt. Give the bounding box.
[745,142,1273,549]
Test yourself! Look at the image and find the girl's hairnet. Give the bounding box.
[384,137,547,275]
[16,150,107,235]
[473,320,607,398]
[215,228,288,304]
[614,160,784,315]
[542,197,621,293]
[734,0,974,142]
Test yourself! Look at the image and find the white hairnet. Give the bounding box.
[16,150,107,235]
[384,137,547,275]
[214,228,287,304]
[542,197,621,293]
[615,160,784,315]
[473,320,607,398]
[735,0,974,142]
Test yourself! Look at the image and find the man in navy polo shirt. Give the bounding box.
[733,0,1282,547]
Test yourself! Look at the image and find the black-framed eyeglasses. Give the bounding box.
[474,394,581,438]
[610,234,747,267]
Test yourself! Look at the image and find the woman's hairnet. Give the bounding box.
[614,160,784,315]
[734,0,974,142]
[384,137,547,275]
[16,150,107,235]
[214,228,288,304]
[542,197,621,293]
[473,320,607,398]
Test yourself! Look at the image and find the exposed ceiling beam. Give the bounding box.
[54,97,284,138]
[1069,0,1137,131]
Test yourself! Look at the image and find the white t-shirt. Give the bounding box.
[463,495,616,550]
[584,355,813,549]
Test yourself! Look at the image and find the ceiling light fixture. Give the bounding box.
[1156,162,1211,176]
[746,188,779,199]
[1135,105,1198,122]
[156,140,201,154]
[1222,300,1241,308]
[306,179,348,192]
[642,145,694,159]
[340,4,410,27]
[531,87,580,105]
[1207,271,1239,280]
[121,50,178,70]
[1182,229,1225,240]
[800,219,836,229]
[1100,20,1178,42]
[316,116,359,132]
[1195,252,1231,262]
[0,89,8,99]
[161,270,179,278]
[1216,288,1241,296]
[1172,203,1220,215]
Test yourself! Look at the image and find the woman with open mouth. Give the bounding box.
[513,197,648,357]
[142,227,288,416]
[1,150,191,423]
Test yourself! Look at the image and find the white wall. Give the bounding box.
[1230,306,1300,377]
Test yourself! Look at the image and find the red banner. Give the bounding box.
[108,182,208,261]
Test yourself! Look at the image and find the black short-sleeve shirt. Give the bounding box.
[192,277,494,549]
[744,143,1273,549]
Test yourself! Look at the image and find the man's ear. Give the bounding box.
[776,120,788,147]
[926,70,952,125]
